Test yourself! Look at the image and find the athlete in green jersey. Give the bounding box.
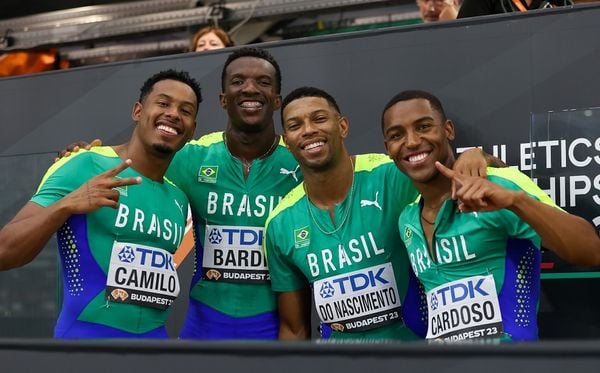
[171,47,303,339]
[381,89,600,341]
[170,131,300,339]
[266,153,425,340]
[54,47,299,339]
[265,87,491,341]
[0,70,201,338]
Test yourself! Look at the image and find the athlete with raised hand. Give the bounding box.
[264,87,493,341]
[0,69,201,338]
[55,47,300,340]
[381,89,600,342]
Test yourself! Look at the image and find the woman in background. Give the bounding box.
[191,26,234,52]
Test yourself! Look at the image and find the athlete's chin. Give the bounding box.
[405,167,438,184]
[152,143,176,157]
[300,156,333,173]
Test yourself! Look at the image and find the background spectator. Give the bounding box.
[458,0,573,18]
[417,0,461,22]
[190,26,234,52]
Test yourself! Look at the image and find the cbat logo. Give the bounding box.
[118,246,135,263]
[208,228,223,244]
[319,281,335,299]
[430,293,439,311]
[294,226,310,248]
[198,166,218,183]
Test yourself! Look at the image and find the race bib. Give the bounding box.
[202,225,270,283]
[426,275,504,341]
[313,262,402,333]
[106,241,180,310]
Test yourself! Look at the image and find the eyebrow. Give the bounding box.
[156,93,196,107]
[383,115,434,134]
[285,108,331,122]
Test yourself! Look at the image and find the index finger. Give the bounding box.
[109,176,143,188]
[435,161,455,179]
[102,159,133,178]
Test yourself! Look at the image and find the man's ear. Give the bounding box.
[339,116,350,139]
[131,102,142,123]
[274,94,282,110]
[219,93,227,109]
[445,119,455,141]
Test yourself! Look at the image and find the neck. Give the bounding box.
[113,142,172,182]
[303,150,354,209]
[416,159,454,211]
[225,124,278,162]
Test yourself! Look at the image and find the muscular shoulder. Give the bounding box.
[265,183,306,230]
[487,167,557,207]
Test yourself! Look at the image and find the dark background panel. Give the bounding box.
[0,5,599,338]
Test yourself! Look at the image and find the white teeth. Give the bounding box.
[304,142,324,150]
[240,101,262,108]
[157,125,177,135]
[408,152,428,163]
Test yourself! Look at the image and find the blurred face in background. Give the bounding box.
[195,31,226,52]
[417,0,459,22]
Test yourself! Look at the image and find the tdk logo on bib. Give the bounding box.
[118,246,135,263]
[208,228,223,244]
[435,278,489,307]
[319,281,335,298]
[430,293,439,311]
[210,227,263,246]
[137,247,175,271]
[331,267,389,295]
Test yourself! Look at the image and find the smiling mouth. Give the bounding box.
[303,141,325,151]
[406,151,429,164]
[157,124,179,135]
[239,100,263,109]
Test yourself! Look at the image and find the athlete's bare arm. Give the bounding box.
[0,160,141,270]
[278,287,311,340]
[437,161,600,266]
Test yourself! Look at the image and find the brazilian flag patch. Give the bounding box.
[198,166,218,183]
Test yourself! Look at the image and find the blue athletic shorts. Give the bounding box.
[179,299,278,340]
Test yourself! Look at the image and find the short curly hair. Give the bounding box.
[139,69,202,110]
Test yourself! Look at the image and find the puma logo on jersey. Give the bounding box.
[280,165,300,182]
[174,199,185,217]
[360,191,382,211]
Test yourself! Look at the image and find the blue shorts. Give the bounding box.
[54,319,168,339]
[179,299,278,340]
